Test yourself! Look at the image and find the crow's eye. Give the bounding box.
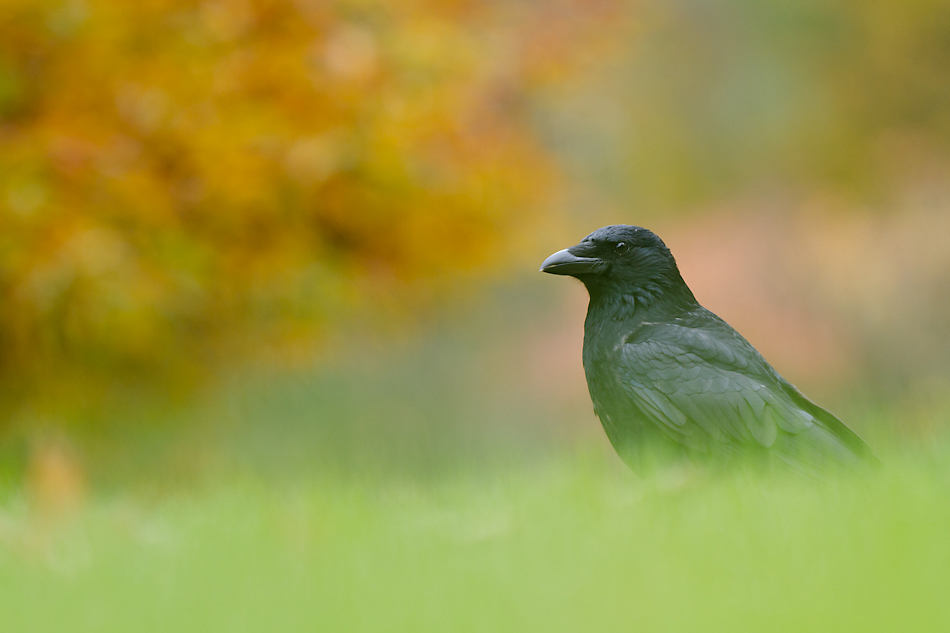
[615,242,627,251]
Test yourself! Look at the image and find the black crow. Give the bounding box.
[541,225,877,474]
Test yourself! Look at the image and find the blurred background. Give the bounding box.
[2,0,950,501]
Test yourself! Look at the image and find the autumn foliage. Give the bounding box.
[0,0,627,413]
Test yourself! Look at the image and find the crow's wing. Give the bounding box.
[616,319,870,465]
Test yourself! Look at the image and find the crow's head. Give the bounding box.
[541,225,693,305]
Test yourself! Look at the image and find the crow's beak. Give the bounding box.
[540,248,604,276]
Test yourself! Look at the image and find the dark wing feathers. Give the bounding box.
[778,380,879,463]
[615,320,867,465]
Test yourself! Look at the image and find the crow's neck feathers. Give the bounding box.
[584,258,698,323]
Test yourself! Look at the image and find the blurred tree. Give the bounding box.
[4,0,950,422]
[0,0,629,418]
[540,0,950,206]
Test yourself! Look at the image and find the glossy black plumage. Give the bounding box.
[541,225,877,474]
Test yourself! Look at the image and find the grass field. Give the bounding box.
[2,440,949,633]
[2,290,947,633]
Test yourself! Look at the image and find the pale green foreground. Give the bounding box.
[1,444,948,633]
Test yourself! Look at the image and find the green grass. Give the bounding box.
[3,288,946,632]
[2,444,949,633]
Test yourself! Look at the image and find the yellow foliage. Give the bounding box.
[0,0,629,413]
